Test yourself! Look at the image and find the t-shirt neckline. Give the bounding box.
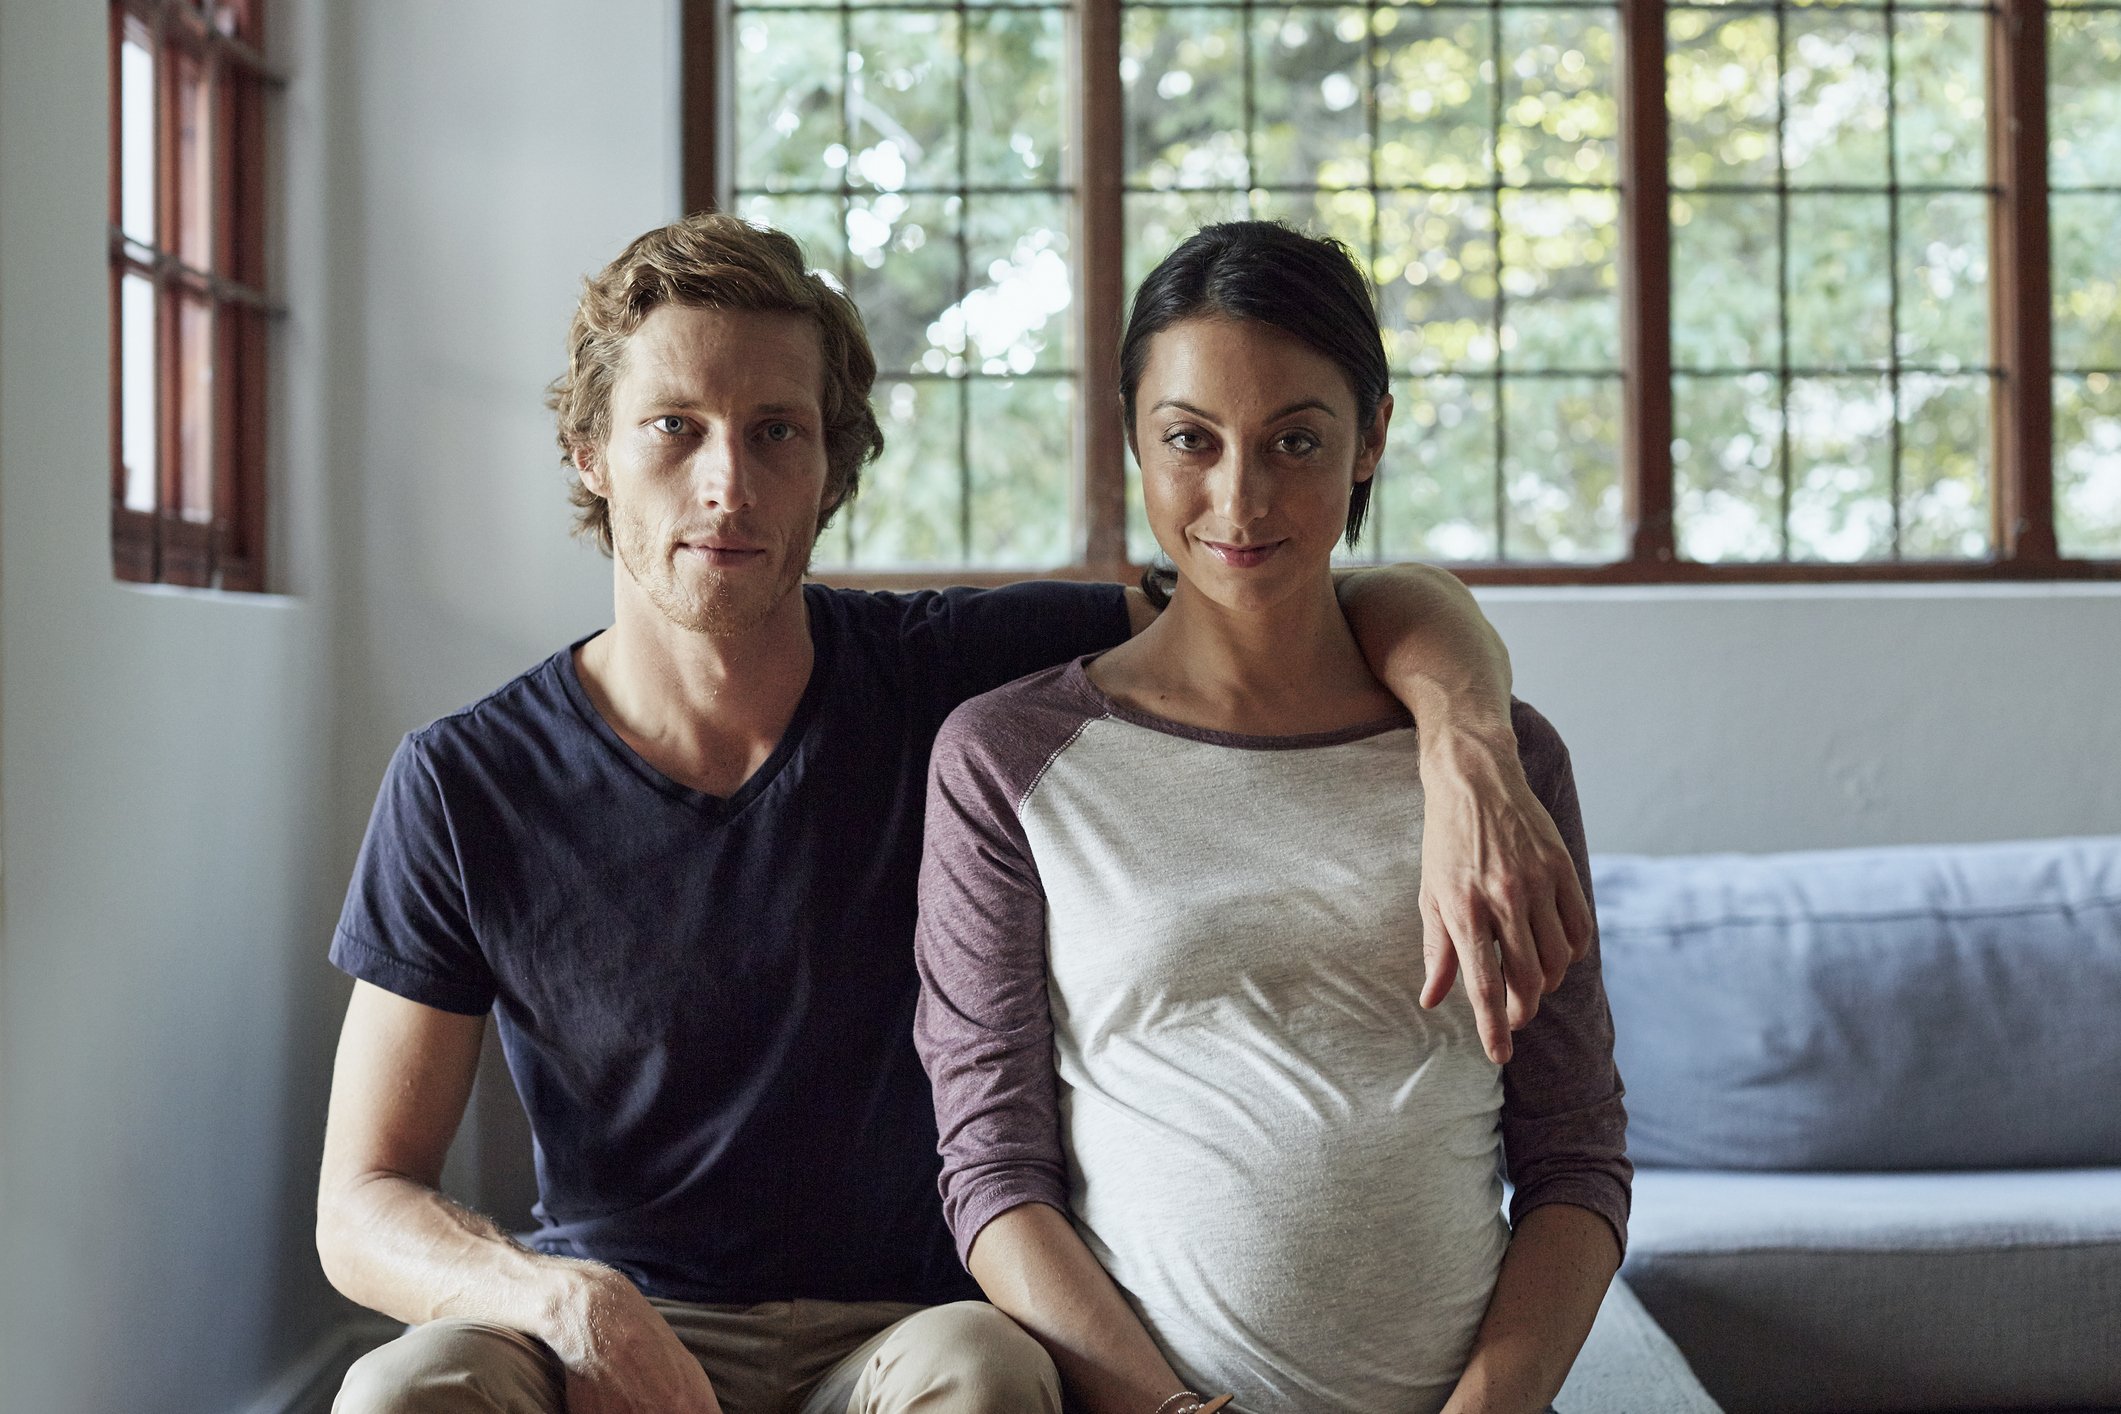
[1065,654,1412,752]
[554,599,835,818]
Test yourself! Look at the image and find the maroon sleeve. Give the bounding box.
[913,671,1094,1268]
[1500,701,1633,1256]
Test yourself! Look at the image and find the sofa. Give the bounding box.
[1592,834,2121,1414]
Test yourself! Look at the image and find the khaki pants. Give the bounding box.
[333,1298,1061,1414]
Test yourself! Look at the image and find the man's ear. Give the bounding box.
[815,482,850,532]
[572,443,608,498]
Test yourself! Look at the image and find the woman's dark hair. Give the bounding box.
[1120,221,1390,605]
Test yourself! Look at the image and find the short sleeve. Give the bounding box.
[329,734,496,1016]
[1499,702,1633,1256]
[916,582,1131,708]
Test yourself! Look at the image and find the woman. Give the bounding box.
[913,223,1628,1414]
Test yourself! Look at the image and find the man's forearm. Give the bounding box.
[1335,564,1512,740]
[1443,1203,1620,1414]
[317,1170,604,1361]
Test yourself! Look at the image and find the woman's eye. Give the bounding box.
[1275,430,1321,456]
[652,415,688,436]
[1164,428,1208,452]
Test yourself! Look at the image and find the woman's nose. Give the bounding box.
[1209,446,1270,526]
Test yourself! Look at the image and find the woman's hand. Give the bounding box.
[1415,720,1594,1065]
[969,1204,1195,1414]
[1438,1204,1619,1414]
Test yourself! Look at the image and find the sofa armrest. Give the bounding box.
[1555,1278,1722,1414]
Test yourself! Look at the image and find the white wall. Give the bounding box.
[0,1,354,1410]
[1482,584,2121,855]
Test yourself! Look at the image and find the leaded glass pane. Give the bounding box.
[1124,8,1249,189]
[1373,375,1499,562]
[1675,374,1785,562]
[1375,192,1497,373]
[2050,9,2121,188]
[1251,7,1370,190]
[1668,10,1778,190]
[851,378,962,563]
[1898,374,1990,559]
[2056,375,2121,558]
[1500,376,1623,561]
[2053,194,2121,372]
[1787,376,1895,562]
[1671,193,1780,371]
[968,378,1076,565]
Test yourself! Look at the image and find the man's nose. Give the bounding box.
[690,426,756,511]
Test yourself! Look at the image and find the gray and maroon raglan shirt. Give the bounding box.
[913,658,1630,1414]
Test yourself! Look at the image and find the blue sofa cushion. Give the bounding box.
[1622,1167,2121,1413]
[1593,835,2121,1170]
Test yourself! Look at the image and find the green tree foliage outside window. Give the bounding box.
[729,0,2121,570]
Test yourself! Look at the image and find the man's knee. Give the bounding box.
[857,1301,1060,1413]
[333,1320,562,1414]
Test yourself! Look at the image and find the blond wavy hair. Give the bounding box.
[547,213,882,553]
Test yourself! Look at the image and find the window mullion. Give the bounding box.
[1619,0,1676,567]
[1989,0,2055,564]
[683,0,721,214]
[152,3,176,582]
[1075,0,1128,575]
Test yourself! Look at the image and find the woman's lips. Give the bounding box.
[1201,538,1285,568]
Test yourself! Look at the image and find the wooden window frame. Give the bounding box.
[108,0,283,592]
[682,0,2120,587]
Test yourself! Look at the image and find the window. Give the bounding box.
[686,0,2120,583]
[109,0,279,591]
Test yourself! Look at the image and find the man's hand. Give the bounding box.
[1415,721,1594,1065]
[551,1266,725,1414]
[317,986,721,1414]
[1330,563,1590,1061]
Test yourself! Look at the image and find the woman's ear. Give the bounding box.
[1354,391,1394,484]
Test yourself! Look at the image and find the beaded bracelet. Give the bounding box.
[1153,1395,1235,1414]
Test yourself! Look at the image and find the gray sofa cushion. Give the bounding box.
[1555,1278,1723,1414]
[1593,835,2121,1170]
[1622,1168,2121,1413]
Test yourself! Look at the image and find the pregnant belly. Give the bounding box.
[1068,1111,1510,1414]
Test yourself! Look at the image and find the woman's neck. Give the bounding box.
[1092,571,1401,736]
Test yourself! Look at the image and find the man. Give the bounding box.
[318,214,1595,1414]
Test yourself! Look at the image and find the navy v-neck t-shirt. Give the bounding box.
[330,582,1131,1305]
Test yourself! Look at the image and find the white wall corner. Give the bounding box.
[236,1317,400,1414]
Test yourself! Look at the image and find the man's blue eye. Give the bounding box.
[654,415,686,435]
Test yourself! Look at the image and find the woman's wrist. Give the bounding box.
[1153,1394,1233,1414]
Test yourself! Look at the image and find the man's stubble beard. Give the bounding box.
[611,503,818,640]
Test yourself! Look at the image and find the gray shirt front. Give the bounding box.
[915,659,1629,1413]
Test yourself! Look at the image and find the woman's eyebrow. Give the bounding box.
[1149,397,1338,421]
